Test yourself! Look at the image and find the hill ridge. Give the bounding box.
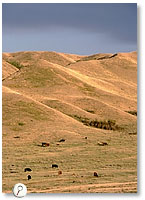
[2,50,137,193]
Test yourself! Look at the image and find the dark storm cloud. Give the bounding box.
[3,3,137,43]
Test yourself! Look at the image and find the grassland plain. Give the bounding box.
[2,51,137,193]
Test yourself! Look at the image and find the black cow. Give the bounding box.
[24,168,32,172]
[58,139,65,142]
[27,175,31,180]
[94,172,99,177]
[52,164,58,168]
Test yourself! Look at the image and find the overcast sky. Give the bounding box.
[2,3,137,55]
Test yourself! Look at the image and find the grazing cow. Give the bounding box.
[14,136,20,139]
[52,164,58,168]
[58,170,62,175]
[42,142,49,147]
[27,175,31,180]
[98,142,108,146]
[24,168,32,172]
[58,139,65,142]
[129,132,137,135]
[94,172,99,177]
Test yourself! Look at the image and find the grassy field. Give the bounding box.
[2,51,137,193]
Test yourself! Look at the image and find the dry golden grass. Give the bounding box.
[2,51,137,193]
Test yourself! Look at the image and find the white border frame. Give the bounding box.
[1,1,145,199]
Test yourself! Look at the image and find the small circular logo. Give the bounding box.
[13,183,27,198]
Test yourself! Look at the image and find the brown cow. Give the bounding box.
[58,170,62,175]
[98,142,108,146]
[42,142,49,147]
[94,172,99,177]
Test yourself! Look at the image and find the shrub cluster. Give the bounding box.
[126,111,137,116]
[7,60,24,70]
[73,115,119,130]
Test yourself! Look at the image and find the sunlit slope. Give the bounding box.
[2,51,137,130]
[3,85,96,145]
[2,51,83,66]
[2,59,19,80]
[2,51,137,193]
[3,85,137,193]
[68,52,137,99]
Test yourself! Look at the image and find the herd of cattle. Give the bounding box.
[23,137,108,180]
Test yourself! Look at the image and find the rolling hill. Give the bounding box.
[2,51,137,193]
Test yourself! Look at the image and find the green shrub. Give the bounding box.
[72,115,119,130]
[85,110,95,114]
[7,60,24,70]
[126,111,137,116]
[18,122,25,126]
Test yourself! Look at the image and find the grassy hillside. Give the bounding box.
[2,51,137,193]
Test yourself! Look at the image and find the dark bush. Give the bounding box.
[126,111,137,116]
[72,115,119,130]
[7,60,24,70]
[18,122,25,126]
